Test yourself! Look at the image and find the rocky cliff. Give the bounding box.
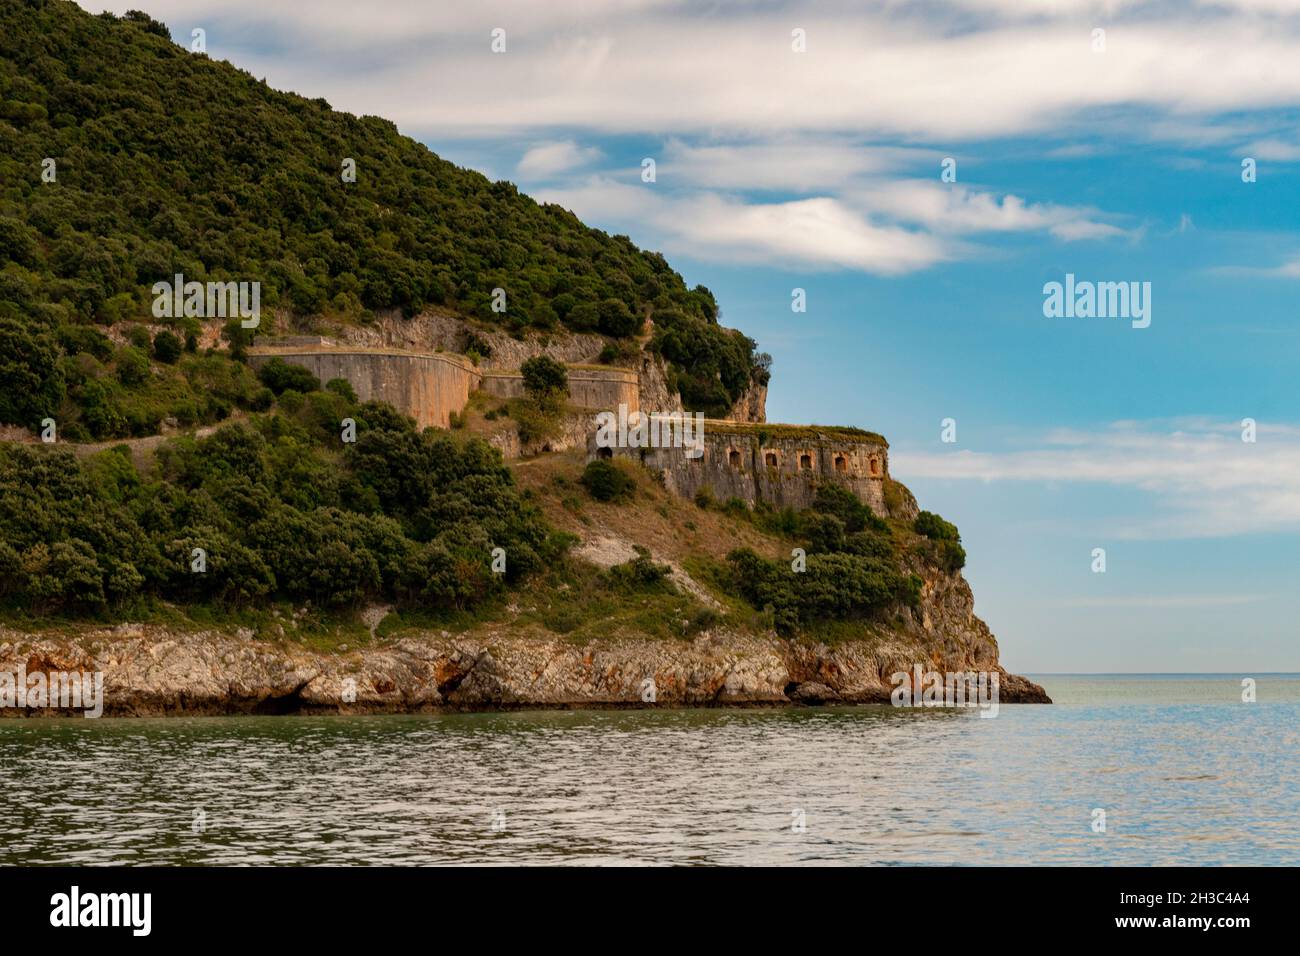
[0,616,1048,718]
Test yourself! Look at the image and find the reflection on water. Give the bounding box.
[2,675,1297,865]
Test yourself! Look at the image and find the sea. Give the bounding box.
[2,674,1296,865]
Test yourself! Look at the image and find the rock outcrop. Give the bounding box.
[0,624,1048,718]
[727,381,768,424]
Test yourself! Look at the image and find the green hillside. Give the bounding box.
[0,1,950,640]
[0,0,765,435]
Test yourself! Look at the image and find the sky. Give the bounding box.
[80,0,1300,672]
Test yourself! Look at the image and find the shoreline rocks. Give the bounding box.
[0,626,1050,718]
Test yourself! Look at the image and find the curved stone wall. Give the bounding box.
[480,366,639,413]
[248,347,481,430]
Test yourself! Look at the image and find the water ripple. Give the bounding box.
[2,676,1298,865]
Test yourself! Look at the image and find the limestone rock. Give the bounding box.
[0,621,1050,717]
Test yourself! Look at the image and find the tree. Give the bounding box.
[115,347,150,386]
[152,330,183,364]
[0,318,65,427]
[22,539,106,612]
[520,355,568,406]
[257,358,321,395]
[597,298,639,337]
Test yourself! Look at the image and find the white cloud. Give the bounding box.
[516,140,603,178]
[538,178,949,273]
[1044,143,1104,158]
[80,2,1300,145]
[852,180,1127,239]
[661,139,931,192]
[535,170,1126,271]
[1214,253,1300,277]
[891,419,1300,538]
[1240,137,1300,161]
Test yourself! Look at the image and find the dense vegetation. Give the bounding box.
[913,509,966,572]
[0,0,765,434]
[726,486,926,633]
[0,388,563,616]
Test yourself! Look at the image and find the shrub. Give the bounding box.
[115,347,150,386]
[688,606,722,633]
[152,330,183,364]
[323,378,356,403]
[726,546,916,634]
[258,358,321,395]
[913,511,965,572]
[250,387,275,411]
[520,355,568,405]
[914,510,960,541]
[462,331,493,361]
[580,459,636,502]
[813,483,887,534]
[932,538,967,572]
[57,325,114,362]
[598,344,616,364]
[608,546,673,590]
[723,496,750,518]
[512,402,558,445]
[597,298,639,337]
[802,512,845,553]
[222,319,256,362]
[126,325,152,351]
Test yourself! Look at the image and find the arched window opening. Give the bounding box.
[765,452,778,468]
[799,454,812,471]
[869,458,880,476]
[834,455,847,474]
[728,449,742,468]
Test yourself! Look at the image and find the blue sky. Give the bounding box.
[85,0,1300,671]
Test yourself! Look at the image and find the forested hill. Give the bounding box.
[0,0,765,429]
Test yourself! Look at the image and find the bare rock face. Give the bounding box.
[0,612,1048,718]
[726,381,768,423]
[339,309,607,370]
[637,352,685,416]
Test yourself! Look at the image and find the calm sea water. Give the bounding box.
[2,674,1297,866]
